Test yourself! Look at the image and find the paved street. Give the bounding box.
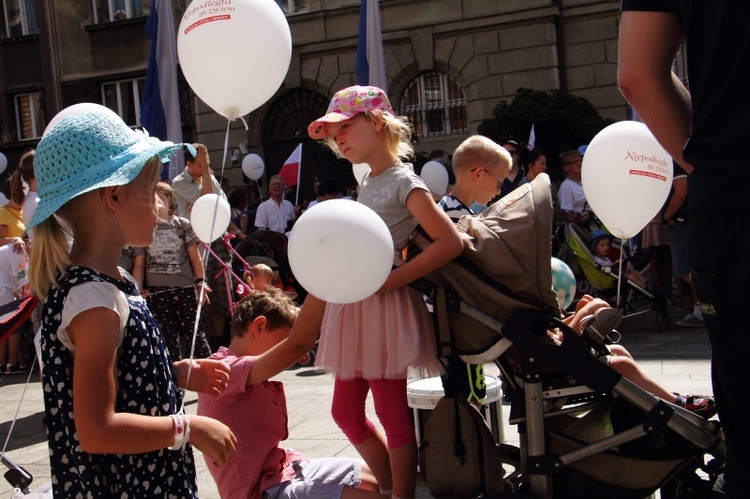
[0,306,713,498]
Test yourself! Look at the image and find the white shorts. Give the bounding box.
[262,458,362,499]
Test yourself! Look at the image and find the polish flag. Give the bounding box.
[278,143,302,188]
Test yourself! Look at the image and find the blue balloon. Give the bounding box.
[551,257,576,309]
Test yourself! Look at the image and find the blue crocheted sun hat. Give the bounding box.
[28,112,185,228]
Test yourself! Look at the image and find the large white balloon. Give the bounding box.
[177,0,292,119]
[0,153,6,175]
[190,194,231,243]
[288,200,393,304]
[352,163,370,185]
[420,160,449,196]
[242,153,265,181]
[582,121,673,239]
[43,103,120,137]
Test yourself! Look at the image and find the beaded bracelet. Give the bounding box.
[169,414,186,451]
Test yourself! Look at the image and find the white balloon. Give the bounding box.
[420,160,449,196]
[352,163,370,185]
[242,153,265,181]
[582,121,673,240]
[177,0,292,119]
[43,103,120,137]
[0,153,6,175]
[190,194,231,243]
[288,199,393,304]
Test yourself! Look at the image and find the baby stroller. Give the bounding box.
[566,224,671,332]
[410,174,723,498]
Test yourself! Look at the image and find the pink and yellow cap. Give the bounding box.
[307,86,393,140]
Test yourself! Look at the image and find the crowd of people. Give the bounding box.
[0,34,739,493]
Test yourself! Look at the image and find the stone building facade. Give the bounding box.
[0,0,628,196]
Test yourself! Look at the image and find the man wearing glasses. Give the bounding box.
[557,150,590,225]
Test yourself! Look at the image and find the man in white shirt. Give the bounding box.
[255,175,295,233]
[557,150,589,224]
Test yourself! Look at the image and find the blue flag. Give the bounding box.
[356,0,386,91]
[141,0,183,180]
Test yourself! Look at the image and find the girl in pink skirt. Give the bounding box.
[307,86,463,499]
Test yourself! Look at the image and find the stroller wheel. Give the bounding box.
[660,455,724,499]
[297,350,316,367]
[498,444,526,494]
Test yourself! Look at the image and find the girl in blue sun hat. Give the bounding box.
[27,112,236,498]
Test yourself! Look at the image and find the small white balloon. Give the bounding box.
[288,200,394,304]
[43,103,120,137]
[582,121,673,240]
[0,192,8,206]
[190,194,231,243]
[242,154,265,181]
[352,163,370,185]
[0,153,7,175]
[420,160,450,196]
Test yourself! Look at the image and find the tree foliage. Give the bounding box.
[477,88,613,181]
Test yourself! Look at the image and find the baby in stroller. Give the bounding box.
[589,229,648,290]
[556,294,715,418]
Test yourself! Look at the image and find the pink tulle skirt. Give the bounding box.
[315,285,443,380]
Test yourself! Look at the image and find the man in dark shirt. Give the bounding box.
[619,3,750,496]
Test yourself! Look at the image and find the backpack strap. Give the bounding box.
[435,286,454,360]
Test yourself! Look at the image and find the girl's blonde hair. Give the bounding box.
[30,156,162,298]
[155,181,176,218]
[325,111,414,161]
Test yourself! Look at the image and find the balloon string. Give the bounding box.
[182,120,233,411]
[256,180,264,202]
[616,239,623,307]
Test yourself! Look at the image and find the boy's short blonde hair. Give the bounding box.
[251,263,274,279]
[230,288,299,339]
[452,135,512,175]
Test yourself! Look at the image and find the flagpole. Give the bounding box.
[295,144,302,206]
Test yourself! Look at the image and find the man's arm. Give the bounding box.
[618,10,694,172]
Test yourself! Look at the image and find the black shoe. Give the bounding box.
[7,364,31,375]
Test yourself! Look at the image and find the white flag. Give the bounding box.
[527,124,536,150]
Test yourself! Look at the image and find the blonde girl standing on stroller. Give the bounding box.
[308,86,463,499]
[27,112,236,497]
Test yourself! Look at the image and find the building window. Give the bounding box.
[15,92,45,140]
[276,0,308,15]
[93,0,149,23]
[399,72,468,139]
[0,0,37,38]
[102,78,145,127]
